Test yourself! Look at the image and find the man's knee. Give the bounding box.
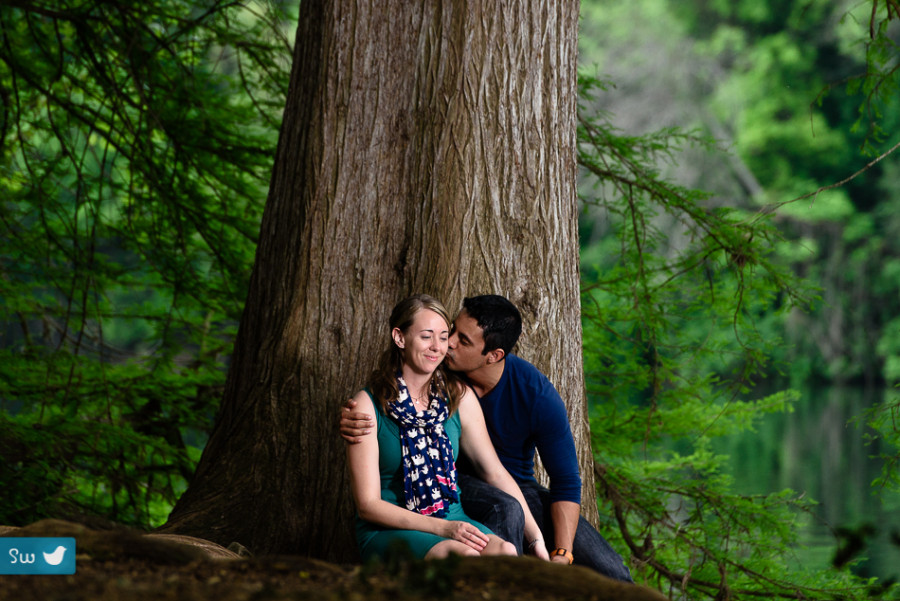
[494,495,525,525]
[482,497,525,554]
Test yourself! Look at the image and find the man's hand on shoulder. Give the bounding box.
[340,398,374,443]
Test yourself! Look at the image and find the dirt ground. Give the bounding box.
[0,520,668,601]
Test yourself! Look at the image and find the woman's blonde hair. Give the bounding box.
[369,294,464,413]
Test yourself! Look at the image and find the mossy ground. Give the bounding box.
[1,520,667,601]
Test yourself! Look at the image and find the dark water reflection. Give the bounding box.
[717,386,900,582]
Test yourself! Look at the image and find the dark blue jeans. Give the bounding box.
[458,473,633,582]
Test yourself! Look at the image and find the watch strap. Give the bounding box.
[551,547,574,564]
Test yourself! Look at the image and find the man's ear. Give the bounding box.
[392,327,405,349]
[485,348,505,365]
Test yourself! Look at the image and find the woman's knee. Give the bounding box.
[425,540,479,559]
[497,540,516,556]
[482,535,517,556]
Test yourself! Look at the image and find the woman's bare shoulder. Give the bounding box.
[456,384,481,416]
[352,388,376,409]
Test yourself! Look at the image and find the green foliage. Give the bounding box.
[864,385,900,493]
[577,70,892,598]
[0,0,293,527]
[682,0,900,385]
[837,0,900,152]
[629,0,900,521]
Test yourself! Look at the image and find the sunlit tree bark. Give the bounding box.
[162,0,591,561]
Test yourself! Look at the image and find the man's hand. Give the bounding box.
[550,552,571,564]
[340,398,374,443]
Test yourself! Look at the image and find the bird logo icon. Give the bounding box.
[42,546,67,566]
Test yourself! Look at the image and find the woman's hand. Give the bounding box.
[529,539,550,561]
[438,521,490,552]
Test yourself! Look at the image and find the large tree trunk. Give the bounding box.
[161,0,591,562]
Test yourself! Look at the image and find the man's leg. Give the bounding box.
[458,473,526,554]
[571,514,633,582]
[519,483,632,583]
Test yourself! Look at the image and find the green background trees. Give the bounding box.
[1,0,293,526]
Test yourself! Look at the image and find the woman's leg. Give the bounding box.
[425,534,514,558]
[425,539,480,559]
[480,534,516,556]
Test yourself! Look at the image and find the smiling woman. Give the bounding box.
[392,306,450,382]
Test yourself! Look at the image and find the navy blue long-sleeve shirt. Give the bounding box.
[473,354,582,504]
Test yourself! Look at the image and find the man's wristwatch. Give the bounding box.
[551,548,574,564]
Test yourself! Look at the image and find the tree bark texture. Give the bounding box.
[162,0,592,562]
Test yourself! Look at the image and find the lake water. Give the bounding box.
[714,386,900,583]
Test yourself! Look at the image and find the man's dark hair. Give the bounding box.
[462,295,522,356]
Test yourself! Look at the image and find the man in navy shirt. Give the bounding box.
[342,295,631,581]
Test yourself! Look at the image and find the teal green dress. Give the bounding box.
[355,390,492,560]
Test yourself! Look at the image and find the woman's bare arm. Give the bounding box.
[345,390,489,552]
